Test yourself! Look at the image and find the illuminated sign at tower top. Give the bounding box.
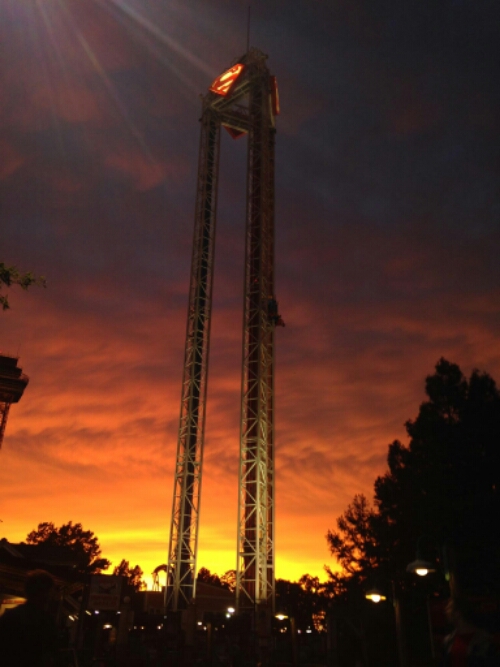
[209,64,245,96]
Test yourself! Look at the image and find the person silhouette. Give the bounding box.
[0,569,59,666]
[442,596,499,667]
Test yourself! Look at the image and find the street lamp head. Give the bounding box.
[365,587,387,603]
[406,558,437,576]
[407,535,440,577]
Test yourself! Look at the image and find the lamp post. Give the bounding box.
[275,613,298,667]
[365,582,406,667]
[406,537,452,593]
[406,537,453,663]
[406,536,439,578]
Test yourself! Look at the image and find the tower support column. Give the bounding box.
[166,107,220,611]
[166,49,280,616]
[236,55,276,614]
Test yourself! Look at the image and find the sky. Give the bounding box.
[1,0,499,588]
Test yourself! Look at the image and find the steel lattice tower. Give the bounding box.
[166,49,281,614]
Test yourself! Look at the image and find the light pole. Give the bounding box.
[406,536,440,578]
[406,538,451,664]
[365,582,406,667]
[275,613,298,667]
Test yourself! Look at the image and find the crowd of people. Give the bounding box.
[0,569,499,666]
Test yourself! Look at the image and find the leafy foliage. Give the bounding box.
[196,567,332,631]
[113,559,146,591]
[0,262,46,310]
[197,567,225,588]
[326,494,378,581]
[26,521,110,574]
[195,567,238,591]
[276,575,333,631]
[220,569,237,592]
[327,359,500,593]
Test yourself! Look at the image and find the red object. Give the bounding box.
[209,64,245,96]
[270,76,280,116]
[223,125,246,139]
[450,633,475,667]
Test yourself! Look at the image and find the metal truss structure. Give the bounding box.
[0,355,29,450]
[166,49,281,614]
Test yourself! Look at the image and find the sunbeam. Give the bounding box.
[93,0,216,97]
[98,0,214,78]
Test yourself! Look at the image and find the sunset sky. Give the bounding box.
[1,0,499,588]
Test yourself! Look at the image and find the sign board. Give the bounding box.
[209,64,244,97]
[88,575,122,611]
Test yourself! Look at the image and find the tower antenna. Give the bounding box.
[246,5,251,52]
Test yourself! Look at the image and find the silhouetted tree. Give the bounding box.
[26,521,110,574]
[220,569,237,591]
[0,262,45,310]
[327,359,500,594]
[326,494,379,584]
[197,567,223,587]
[113,559,146,591]
[276,576,332,632]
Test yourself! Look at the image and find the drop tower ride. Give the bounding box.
[166,48,282,615]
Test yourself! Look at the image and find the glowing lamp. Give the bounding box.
[365,587,387,603]
[406,559,437,576]
[407,536,440,578]
[210,64,245,96]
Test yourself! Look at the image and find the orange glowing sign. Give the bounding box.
[209,64,245,97]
